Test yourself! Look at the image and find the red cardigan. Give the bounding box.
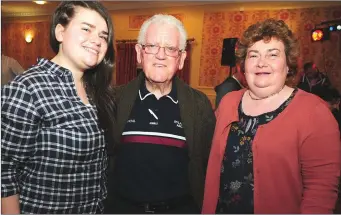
[202,89,341,214]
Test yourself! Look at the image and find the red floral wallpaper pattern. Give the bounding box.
[1,21,54,70]
[200,6,341,92]
[129,14,184,29]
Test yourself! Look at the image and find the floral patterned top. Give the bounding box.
[216,88,297,214]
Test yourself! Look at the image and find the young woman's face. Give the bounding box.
[56,7,109,72]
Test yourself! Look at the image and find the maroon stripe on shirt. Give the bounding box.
[121,135,186,148]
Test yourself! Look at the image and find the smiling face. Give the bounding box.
[244,37,289,94]
[55,6,109,72]
[135,23,186,84]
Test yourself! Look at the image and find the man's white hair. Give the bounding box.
[137,14,188,50]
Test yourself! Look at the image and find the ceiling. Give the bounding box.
[2,1,341,18]
[1,1,227,17]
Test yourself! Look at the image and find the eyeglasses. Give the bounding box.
[141,44,182,57]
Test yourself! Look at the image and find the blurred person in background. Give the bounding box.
[1,54,25,86]
[215,64,247,109]
[297,61,331,95]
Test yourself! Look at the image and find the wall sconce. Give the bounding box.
[25,32,33,43]
[34,1,47,5]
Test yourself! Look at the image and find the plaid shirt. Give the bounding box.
[1,58,108,214]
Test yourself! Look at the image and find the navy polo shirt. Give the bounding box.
[112,81,190,202]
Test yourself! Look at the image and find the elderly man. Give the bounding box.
[104,14,215,213]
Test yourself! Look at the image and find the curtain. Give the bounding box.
[177,42,192,84]
[116,42,137,86]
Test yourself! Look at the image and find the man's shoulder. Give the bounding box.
[320,72,329,78]
[219,89,245,106]
[113,76,141,97]
[113,84,126,95]
[176,79,209,101]
[215,77,240,92]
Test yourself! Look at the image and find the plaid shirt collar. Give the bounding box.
[36,57,70,77]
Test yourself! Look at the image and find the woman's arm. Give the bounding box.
[300,102,341,213]
[1,195,20,214]
[1,81,40,214]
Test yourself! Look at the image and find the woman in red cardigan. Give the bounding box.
[202,19,341,214]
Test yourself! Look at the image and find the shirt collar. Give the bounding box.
[139,79,178,104]
[37,57,70,77]
[303,73,325,85]
[232,75,244,88]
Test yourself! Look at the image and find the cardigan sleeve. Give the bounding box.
[300,102,341,213]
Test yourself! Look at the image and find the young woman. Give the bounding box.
[1,1,115,214]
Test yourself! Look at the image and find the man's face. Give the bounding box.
[135,23,187,84]
[305,65,318,79]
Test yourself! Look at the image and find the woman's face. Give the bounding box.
[244,37,289,93]
[55,7,109,72]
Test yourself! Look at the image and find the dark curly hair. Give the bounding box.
[235,18,299,77]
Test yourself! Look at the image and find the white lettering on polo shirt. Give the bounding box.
[174,120,183,128]
[127,119,136,123]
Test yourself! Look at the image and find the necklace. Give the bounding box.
[248,86,285,100]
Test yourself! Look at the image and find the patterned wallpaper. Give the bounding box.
[1,21,54,70]
[2,6,341,93]
[129,14,184,29]
[200,6,341,93]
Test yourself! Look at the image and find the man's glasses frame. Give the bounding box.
[140,44,183,58]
